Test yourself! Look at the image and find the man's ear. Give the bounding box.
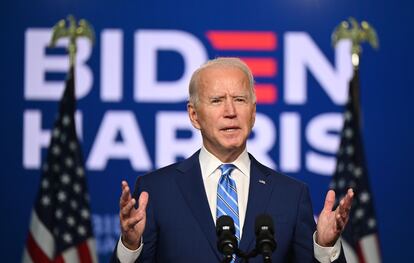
[251,103,256,129]
[187,103,201,130]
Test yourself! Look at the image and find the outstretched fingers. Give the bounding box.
[121,197,136,219]
[119,181,139,228]
[322,190,336,212]
[137,191,149,214]
[124,191,149,230]
[335,188,354,231]
[118,180,149,250]
[120,181,132,207]
[343,188,354,210]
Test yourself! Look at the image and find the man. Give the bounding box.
[112,57,354,263]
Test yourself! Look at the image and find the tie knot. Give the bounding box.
[219,164,236,176]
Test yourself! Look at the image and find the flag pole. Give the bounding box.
[330,18,382,263]
[22,16,97,263]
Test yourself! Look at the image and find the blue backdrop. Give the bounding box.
[2,0,413,262]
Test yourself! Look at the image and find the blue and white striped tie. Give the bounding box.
[216,164,240,244]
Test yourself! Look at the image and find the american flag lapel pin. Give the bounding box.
[258,180,266,185]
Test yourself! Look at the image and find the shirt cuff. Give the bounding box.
[116,236,143,263]
[313,232,341,263]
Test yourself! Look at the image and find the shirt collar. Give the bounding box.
[199,146,250,179]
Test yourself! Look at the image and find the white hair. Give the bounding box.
[188,57,256,105]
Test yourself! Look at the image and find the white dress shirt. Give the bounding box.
[199,146,250,238]
[117,146,341,263]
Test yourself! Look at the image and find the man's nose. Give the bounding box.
[224,99,236,117]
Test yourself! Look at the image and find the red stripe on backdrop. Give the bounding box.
[77,241,93,263]
[54,255,64,263]
[206,31,277,51]
[27,232,52,263]
[356,243,366,263]
[240,57,277,77]
[255,84,278,104]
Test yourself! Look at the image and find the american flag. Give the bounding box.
[331,69,382,263]
[22,67,98,263]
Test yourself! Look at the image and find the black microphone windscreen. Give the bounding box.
[255,214,274,235]
[216,215,235,235]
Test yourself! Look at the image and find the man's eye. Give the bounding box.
[235,98,247,103]
[211,99,221,103]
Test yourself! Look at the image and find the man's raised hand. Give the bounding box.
[316,188,354,247]
[119,180,148,250]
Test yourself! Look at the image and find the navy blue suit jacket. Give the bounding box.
[112,151,346,263]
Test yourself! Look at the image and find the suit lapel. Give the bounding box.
[239,154,275,253]
[174,151,221,260]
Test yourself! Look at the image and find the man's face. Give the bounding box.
[188,66,256,161]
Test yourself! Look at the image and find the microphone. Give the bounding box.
[216,215,238,262]
[255,214,277,263]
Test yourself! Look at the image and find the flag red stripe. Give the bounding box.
[240,57,277,77]
[27,232,52,263]
[77,241,93,263]
[255,84,278,104]
[206,31,277,50]
[53,255,64,263]
[356,243,366,263]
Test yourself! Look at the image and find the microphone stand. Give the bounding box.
[220,247,274,263]
[219,248,260,263]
